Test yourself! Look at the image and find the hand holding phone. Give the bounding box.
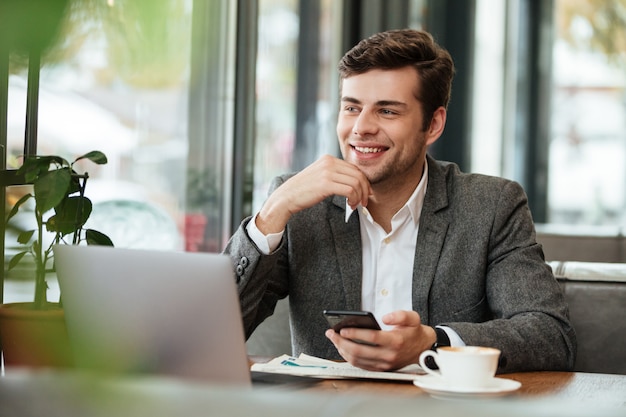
[323,310,381,346]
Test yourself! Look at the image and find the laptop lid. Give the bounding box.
[53,245,251,386]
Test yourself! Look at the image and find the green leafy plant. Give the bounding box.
[5,151,114,310]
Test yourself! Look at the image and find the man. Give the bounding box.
[225,29,576,373]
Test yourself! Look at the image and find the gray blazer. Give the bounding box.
[225,155,577,373]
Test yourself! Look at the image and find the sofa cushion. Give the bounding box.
[552,261,626,375]
[536,224,626,262]
[245,298,292,357]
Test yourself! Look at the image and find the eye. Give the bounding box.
[380,108,397,116]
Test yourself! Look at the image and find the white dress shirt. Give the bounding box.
[345,162,427,329]
[246,159,464,346]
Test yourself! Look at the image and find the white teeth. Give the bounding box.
[354,146,382,154]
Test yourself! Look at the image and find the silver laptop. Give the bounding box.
[53,245,251,386]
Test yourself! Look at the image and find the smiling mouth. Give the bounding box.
[353,145,386,154]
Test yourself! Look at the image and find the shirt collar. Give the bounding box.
[345,158,429,225]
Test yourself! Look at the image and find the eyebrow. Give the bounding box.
[340,96,407,108]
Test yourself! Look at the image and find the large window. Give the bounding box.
[3,0,197,303]
[5,0,194,258]
[548,0,626,226]
[253,0,301,213]
[252,0,341,213]
[471,0,626,229]
[6,0,624,307]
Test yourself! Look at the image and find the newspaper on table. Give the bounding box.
[251,353,425,381]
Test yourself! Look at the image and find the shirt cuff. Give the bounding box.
[436,325,466,347]
[245,214,284,255]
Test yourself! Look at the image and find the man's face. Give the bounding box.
[336,67,436,188]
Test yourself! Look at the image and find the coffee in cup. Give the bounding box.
[418,346,501,389]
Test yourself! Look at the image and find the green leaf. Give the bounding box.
[34,169,72,213]
[47,196,93,234]
[17,229,35,244]
[75,151,108,165]
[6,193,33,223]
[85,229,114,246]
[16,157,47,182]
[18,156,68,182]
[8,251,29,270]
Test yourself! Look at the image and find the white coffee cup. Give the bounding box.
[418,346,501,389]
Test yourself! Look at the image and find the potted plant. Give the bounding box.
[1,150,113,368]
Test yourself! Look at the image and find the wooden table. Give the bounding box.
[296,371,626,404]
[250,356,626,409]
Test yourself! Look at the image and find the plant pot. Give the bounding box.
[0,302,73,368]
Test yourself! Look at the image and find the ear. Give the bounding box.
[425,106,447,146]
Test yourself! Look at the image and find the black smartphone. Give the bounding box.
[323,310,381,332]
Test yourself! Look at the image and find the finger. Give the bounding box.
[307,157,369,197]
[382,310,422,327]
[309,173,367,209]
[338,328,380,347]
[318,157,371,198]
[331,170,371,208]
[326,329,352,362]
[342,164,373,205]
[275,156,372,218]
[325,329,337,341]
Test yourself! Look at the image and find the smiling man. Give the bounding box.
[224,29,576,373]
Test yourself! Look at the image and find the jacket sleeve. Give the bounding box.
[442,180,577,373]
[222,177,291,339]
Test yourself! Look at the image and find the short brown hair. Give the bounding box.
[338,29,455,131]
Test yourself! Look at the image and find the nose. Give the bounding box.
[352,110,378,136]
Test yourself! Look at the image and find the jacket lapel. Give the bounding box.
[329,195,363,311]
[412,156,450,324]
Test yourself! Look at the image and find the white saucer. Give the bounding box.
[413,375,521,400]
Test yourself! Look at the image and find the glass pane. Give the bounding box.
[549,0,626,226]
[6,0,193,260]
[471,0,506,177]
[252,0,339,213]
[4,0,197,302]
[253,0,299,213]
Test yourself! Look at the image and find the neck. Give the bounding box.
[367,167,424,233]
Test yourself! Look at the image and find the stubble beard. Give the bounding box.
[362,144,426,189]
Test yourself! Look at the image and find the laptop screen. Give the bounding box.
[54,245,251,386]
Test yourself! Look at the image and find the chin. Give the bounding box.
[362,170,385,185]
